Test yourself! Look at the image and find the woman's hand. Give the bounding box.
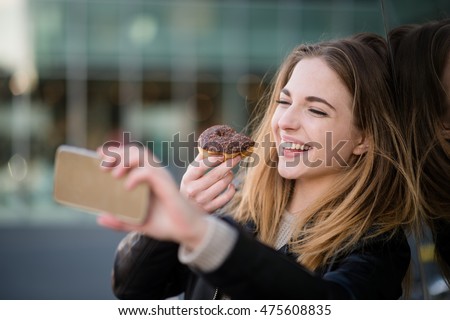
[180,153,241,213]
[96,145,208,250]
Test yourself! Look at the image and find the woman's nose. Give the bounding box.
[278,106,301,131]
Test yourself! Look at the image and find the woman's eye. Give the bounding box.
[276,99,290,105]
[309,108,327,116]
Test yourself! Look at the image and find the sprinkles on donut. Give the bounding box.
[198,125,255,159]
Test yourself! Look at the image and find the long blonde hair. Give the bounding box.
[227,33,415,271]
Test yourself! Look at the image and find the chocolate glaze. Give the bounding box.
[198,125,255,154]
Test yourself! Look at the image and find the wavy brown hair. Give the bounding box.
[389,19,450,281]
[226,33,415,271]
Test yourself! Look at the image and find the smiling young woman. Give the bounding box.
[228,34,415,273]
[98,33,415,299]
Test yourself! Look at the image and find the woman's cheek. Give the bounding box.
[271,109,282,137]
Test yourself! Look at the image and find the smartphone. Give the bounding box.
[53,145,149,224]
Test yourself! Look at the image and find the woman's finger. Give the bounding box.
[194,171,234,205]
[98,146,160,178]
[203,183,236,213]
[97,145,121,170]
[111,147,151,178]
[97,214,136,232]
[191,155,241,192]
[125,166,180,208]
[183,154,224,182]
[203,156,241,183]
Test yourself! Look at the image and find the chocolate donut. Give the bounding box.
[198,125,255,159]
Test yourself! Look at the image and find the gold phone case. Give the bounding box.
[53,145,149,224]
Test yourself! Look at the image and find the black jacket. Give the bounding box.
[434,218,450,268]
[112,217,410,299]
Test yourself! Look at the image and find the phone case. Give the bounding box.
[53,145,149,224]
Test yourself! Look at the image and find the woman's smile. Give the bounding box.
[280,137,313,158]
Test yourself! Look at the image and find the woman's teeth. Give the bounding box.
[282,141,311,151]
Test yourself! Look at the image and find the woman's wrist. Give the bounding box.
[179,215,209,251]
[178,215,239,272]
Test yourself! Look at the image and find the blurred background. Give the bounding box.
[0,0,448,299]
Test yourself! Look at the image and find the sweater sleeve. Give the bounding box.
[178,215,238,272]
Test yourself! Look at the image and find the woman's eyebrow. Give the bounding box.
[281,88,336,111]
[305,96,336,111]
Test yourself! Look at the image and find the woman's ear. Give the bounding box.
[352,136,369,155]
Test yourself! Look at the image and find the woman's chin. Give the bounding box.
[277,163,303,180]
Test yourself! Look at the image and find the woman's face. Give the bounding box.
[271,57,365,181]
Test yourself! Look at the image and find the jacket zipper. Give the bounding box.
[212,288,219,300]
